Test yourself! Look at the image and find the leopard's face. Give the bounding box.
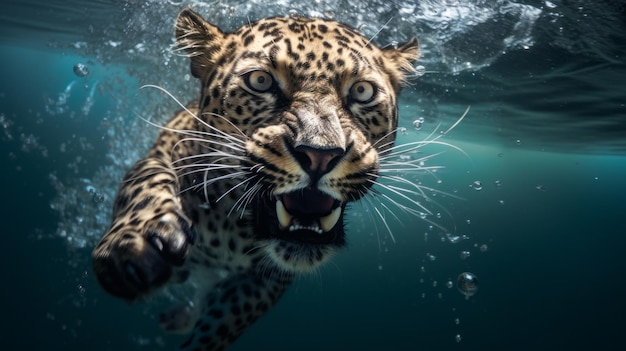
[176,10,419,272]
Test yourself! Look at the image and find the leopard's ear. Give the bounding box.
[175,8,227,79]
[382,37,420,89]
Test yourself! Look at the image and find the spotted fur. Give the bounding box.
[92,8,419,350]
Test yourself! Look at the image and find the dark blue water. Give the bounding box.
[1,0,625,350]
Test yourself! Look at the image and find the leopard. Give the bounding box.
[92,8,419,351]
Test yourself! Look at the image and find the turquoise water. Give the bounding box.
[1,1,625,350]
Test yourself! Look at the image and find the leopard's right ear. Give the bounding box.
[174,8,226,79]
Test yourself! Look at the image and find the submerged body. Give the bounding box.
[92,9,418,350]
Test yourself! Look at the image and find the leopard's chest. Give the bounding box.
[180,186,260,274]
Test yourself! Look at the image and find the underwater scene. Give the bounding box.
[1,0,625,350]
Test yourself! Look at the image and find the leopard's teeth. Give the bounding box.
[289,224,323,235]
[276,200,293,230]
[320,206,342,233]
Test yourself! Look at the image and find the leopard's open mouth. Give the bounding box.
[276,189,342,234]
[254,187,346,246]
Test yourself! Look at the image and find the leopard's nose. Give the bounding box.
[294,145,344,177]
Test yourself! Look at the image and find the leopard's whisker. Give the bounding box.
[176,136,246,152]
[382,139,469,160]
[372,206,396,244]
[187,112,248,145]
[231,180,264,219]
[140,84,202,121]
[174,165,246,181]
[358,197,383,251]
[238,179,264,212]
[140,84,248,147]
[372,135,396,149]
[378,162,444,173]
[388,180,465,201]
[216,176,255,205]
[376,105,471,158]
[378,191,432,217]
[356,16,394,59]
[135,110,246,149]
[368,179,425,208]
[378,141,439,158]
[365,176,433,215]
[173,152,248,166]
[224,178,261,218]
[177,170,251,195]
[243,240,270,256]
[200,112,249,140]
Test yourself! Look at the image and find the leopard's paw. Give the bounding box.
[92,211,195,300]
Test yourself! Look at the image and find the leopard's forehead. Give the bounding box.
[223,16,386,90]
[233,15,371,49]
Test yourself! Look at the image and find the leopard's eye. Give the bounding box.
[245,71,274,92]
[349,81,376,103]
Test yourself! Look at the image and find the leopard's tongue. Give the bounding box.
[276,190,341,233]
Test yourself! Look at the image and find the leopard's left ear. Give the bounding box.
[174,8,227,80]
[382,37,420,89]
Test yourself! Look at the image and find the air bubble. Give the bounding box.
[456,272,479,299]
[455,334,462,343]
[544,1,557,9]
[446,280,454,288]
[73,63,89,77]
[480,244,489,252]
[447,235,461,244]
[459,250,471,260]
[92,192,105,204]
[412,117,425,130]
[426,253,436,261]
[470,180,482,190]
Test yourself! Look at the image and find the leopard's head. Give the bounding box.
[175,9,419,272]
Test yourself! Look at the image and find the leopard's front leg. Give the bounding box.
[92,156,195,300]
